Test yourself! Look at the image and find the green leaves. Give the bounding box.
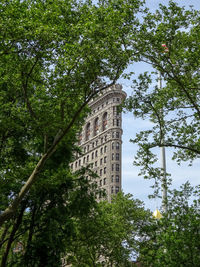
[139,183,200,266]
[123,2,200,194]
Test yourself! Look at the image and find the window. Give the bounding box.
[116,186,120,193]
[75,161,77,168]
[116,153,119,161]
[112,164,114,171]
[87,155,89,162]
[104,145,107,153]
[100,180,102,186]
[101,137,103,144]
[83,157,86,163]
[112,142,115,150]
[104,135,107,142]
[71,164,73,169]
[104,167,106,174]
[100,158,103,165]
[87,145,89,151]
[111,175,114,182]
[95,161,97,167]
[111,186,114,193]
[92,142,95,148]
[79,160,81,166]
[112,132,115,138]
[104,156,107,163]
[116,164,119,171]
[116,142,120,150]
[94,117,99,136]
[112,153,114,160]
[100,169,102,176]
[116,119,120,126]
[102,112,108,131]
[92,152,94,159]
[95,150,98,157]
[117,97,120,102]
[86,123,90,141]
[116,132,119,138]
[84,147,86,153]
[104,178,106,185]
[113,98,115,102]
[96,140,98,146]
[113,119,115,126]
[100,147,103,154]
[116,175,119,182]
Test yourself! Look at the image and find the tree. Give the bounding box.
[0,0,144,226]
[0,141,101,267]
[65,192,149,266]
[138,183,200,266]
[123,1,200,186]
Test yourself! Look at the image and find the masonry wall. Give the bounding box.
[71,84,126,202]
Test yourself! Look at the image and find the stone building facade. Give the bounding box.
[71,84,126,202]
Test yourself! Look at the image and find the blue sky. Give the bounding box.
[121,0,200,210]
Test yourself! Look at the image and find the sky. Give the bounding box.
[121,0,200,210]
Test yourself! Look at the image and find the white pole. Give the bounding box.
[158,71,167,213]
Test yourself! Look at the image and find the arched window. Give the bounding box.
[116,164,119,171]
[116,153,119,160]
[94,117,99,136]
[112,142,115,150]
[111,186,114,194]
[86,123,90,141]
[116,142,120,150]
[116,175,119,182]
[102,112,108,131]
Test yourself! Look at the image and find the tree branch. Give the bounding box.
[0,82,116,227]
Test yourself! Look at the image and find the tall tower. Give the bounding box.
[71,84,126,202]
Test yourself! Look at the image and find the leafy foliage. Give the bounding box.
[139,183,200,267]
[0,0,144,225]
[65,192,149,266]
[124,1,200,187]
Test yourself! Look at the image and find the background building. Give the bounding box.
[71,84,126,202]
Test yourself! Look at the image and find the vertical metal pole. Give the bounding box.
[158,71,167,213]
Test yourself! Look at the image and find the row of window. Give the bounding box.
[112,164,120,172]
[98,185,120,199]
[111,175,120,183]
[82,132,120,153]
[92,98,121,115]
[72,152,120,170]
[83,136,107,152]
[99,178,107,186]
[113,118,121,127]
[100,167,107,176]
[111,186,120,194]
[85,113,108,141]
[112,131,120,139]
[98,176,121,186]
[92,101,109,115]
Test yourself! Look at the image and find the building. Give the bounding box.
[71,84,126,202]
